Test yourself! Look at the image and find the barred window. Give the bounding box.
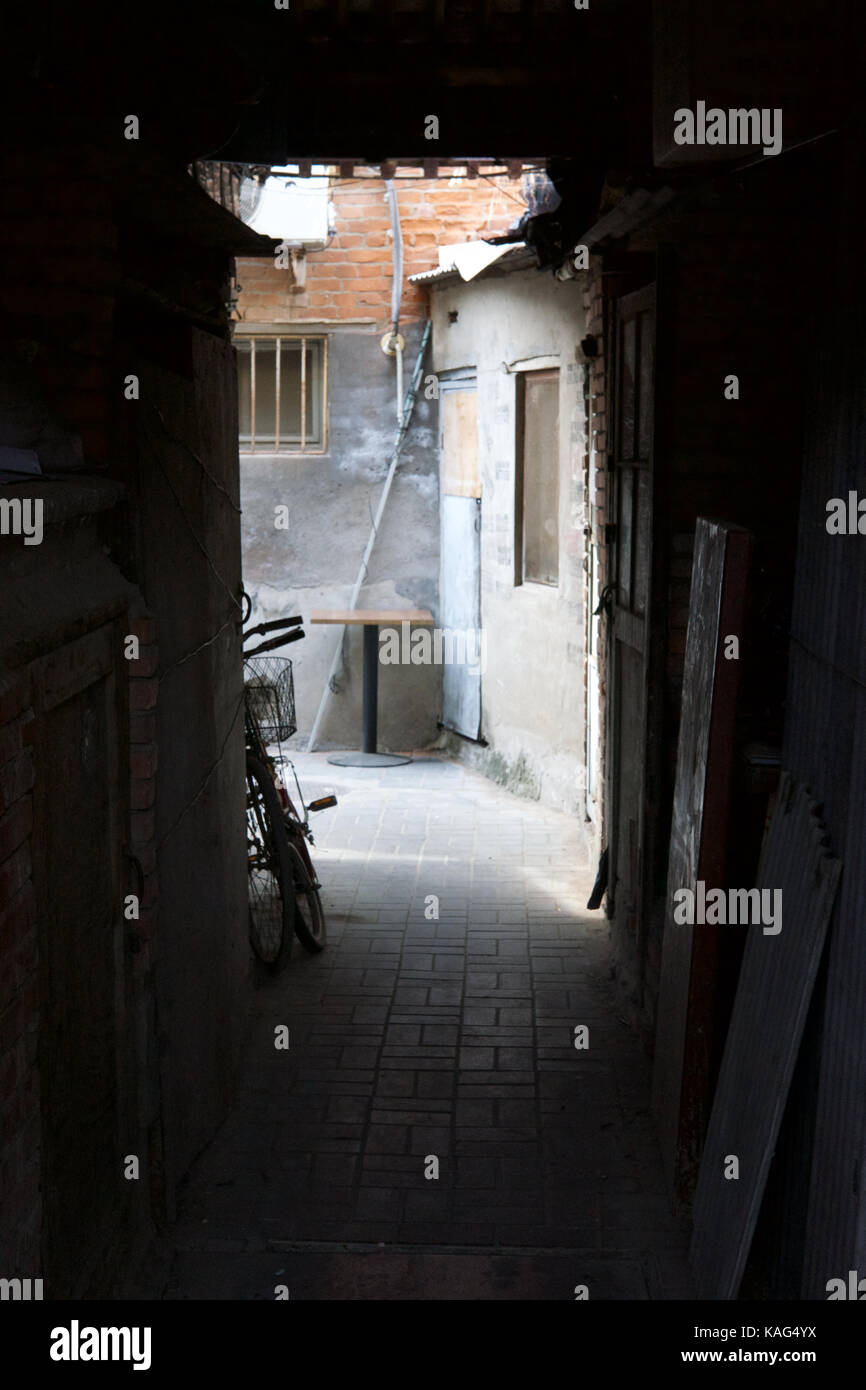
[236,336,327,454]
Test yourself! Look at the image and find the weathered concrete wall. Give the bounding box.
[240,318,441,751]
[235,169,523,753]
[429,268,589,816]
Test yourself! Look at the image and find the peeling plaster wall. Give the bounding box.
[430,268,590,819]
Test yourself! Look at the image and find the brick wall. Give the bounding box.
[236,166,521,328]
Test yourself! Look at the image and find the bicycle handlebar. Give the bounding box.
[243,627,306,658]
[243,614,303,639]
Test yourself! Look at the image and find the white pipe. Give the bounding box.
[386,178,404,329]
[386,178,404,420]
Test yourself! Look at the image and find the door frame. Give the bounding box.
[605,282,657,983]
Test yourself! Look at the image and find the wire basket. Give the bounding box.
[244,655,296,743]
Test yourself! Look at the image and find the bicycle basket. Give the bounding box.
[244,655,296,742]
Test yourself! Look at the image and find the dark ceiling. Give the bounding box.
[8,0,651,164]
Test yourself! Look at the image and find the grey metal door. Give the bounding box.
[440,380,481,739]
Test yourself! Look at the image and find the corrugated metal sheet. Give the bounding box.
[689,773,841,1298]
[409,242,533,286]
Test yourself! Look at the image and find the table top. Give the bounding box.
[310,609,435,626]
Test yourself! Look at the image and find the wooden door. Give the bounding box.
[607,286,656,957]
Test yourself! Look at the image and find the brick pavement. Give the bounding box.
[162,755,692,1299]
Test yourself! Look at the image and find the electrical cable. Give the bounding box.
[145,403,242,512]
[158,611,239,683]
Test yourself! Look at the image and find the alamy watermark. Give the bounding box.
[826,1270,866,1299]
[379,621,487,675]
[1,1277,42,1300]
[673,102,783,157]
[49,1320,151,1371]
[672,881,782,935]
[825,491,866,534]
[0,496,43,546]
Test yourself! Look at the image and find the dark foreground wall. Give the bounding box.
[0,119,256,1294]
[769,127,866,1298]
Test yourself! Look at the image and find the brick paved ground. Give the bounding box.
[162,754,692,1299]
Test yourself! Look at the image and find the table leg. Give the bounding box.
[361,623,378,754]
[327,623,412,768]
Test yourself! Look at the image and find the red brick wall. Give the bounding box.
[236,166,521,328]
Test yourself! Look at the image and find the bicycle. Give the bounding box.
[242,591,336,970]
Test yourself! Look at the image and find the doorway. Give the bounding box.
[607,284,656,980]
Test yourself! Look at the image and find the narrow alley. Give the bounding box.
[4,0,864,1344]
[162,756,691,1300]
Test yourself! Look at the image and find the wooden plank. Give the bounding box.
[309,609,435,625]
[441,388,480,498]
[689,773,842,1298]
[33,625,115,712]
[652,519,752,1199]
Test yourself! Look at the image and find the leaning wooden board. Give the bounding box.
[689,772,842,1298]
[652,519,752,1200]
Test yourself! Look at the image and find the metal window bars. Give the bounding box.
[242,336,326,454]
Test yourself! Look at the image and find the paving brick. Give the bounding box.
[462,1005,496,1025]
[455,1099,495,1126]
[458,1047,495,1070]
[404,1190,452,1221]
[355,1189,405,1221]
[365,1125,409,1155]
[428,985,462,1006]
[162,754,692,1298]
[375,1071,416,1097]
[416,1073,454,1099]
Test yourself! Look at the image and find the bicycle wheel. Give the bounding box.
[246,754,293,969]
[285,837,327,953]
